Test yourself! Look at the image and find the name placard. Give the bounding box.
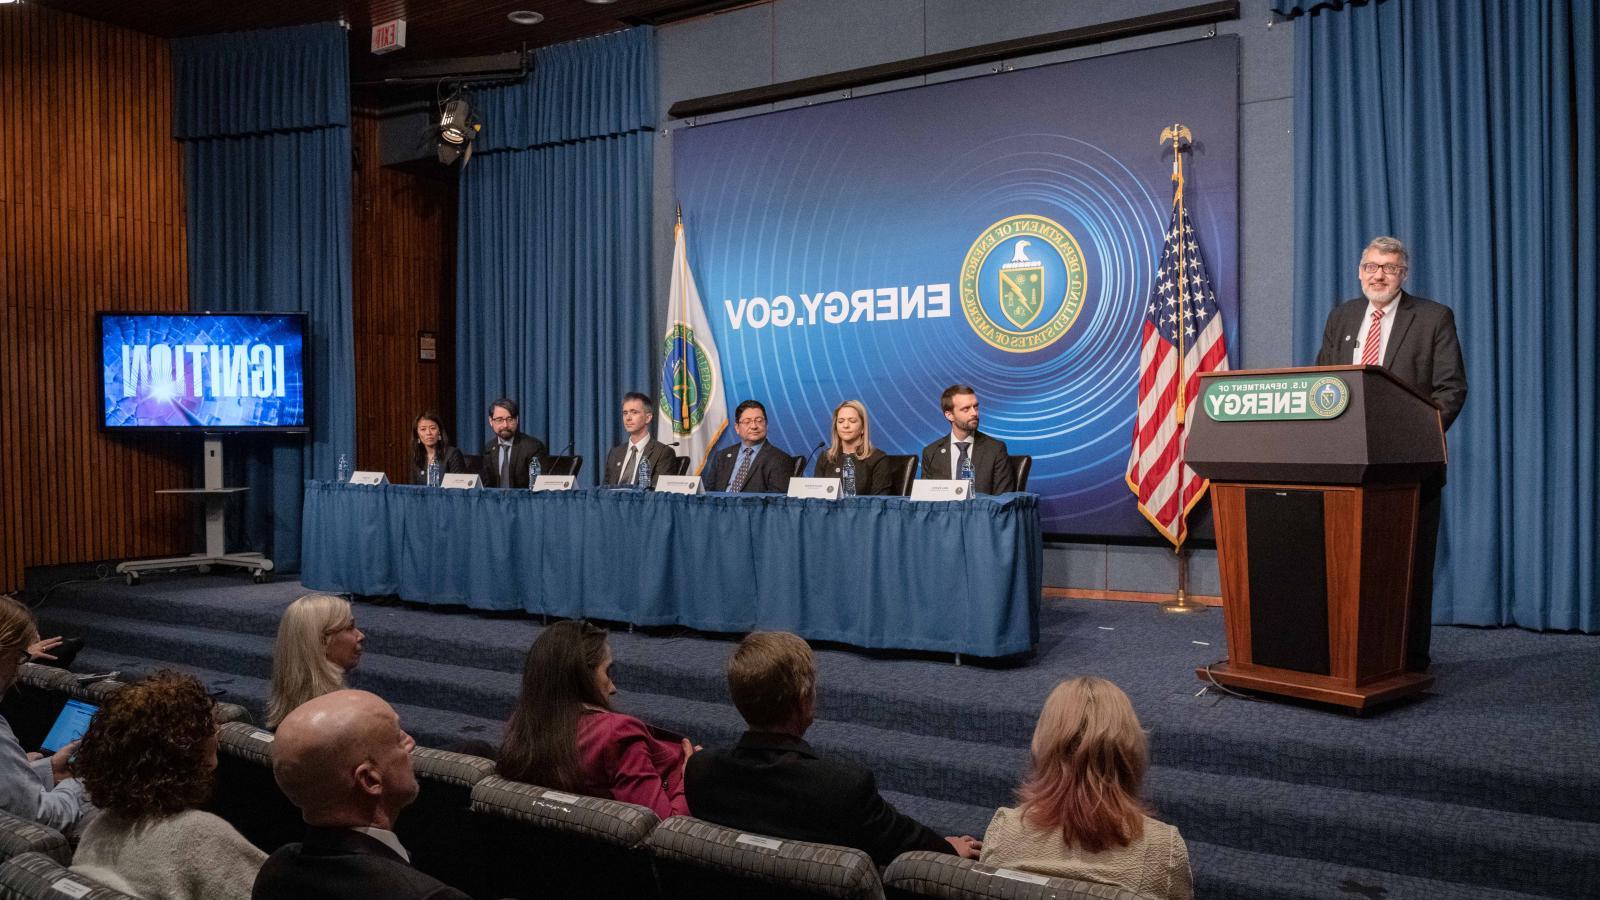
[440,474,481,490]
[349,471,389,485]
[531,475,577,492]
[656,475,704,495]
[910,479,970,501]
[787,477,841,500]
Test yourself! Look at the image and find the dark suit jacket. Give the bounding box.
[478,432,549,488]
[1316,291,1468,430]
[920,431,1015,494]
[684,731,952,867]
[411,446,466,485]
[252,827,470,900]
[603,437,680,488]
[814,449,894,496]
[703,441,794,493]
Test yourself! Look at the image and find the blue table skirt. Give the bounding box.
[301,481,1041,657]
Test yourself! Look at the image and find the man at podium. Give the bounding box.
[1316,236,1467,672]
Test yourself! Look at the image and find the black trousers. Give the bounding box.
[1408,477,1443,671]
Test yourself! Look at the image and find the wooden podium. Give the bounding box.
[1186,365,1444,709]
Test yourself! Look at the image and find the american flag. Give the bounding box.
[1125,199,1230,547]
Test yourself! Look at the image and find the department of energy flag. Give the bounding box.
[1125,198,1230,547]
[657,216,727,475]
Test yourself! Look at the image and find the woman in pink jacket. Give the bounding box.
[497,620,696,820]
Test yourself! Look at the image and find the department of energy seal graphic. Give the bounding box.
[1308,376,1350,418]
[660,324,715,434]
[959,214,1087,353]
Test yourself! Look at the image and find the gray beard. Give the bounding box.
[1362,285,1401,305]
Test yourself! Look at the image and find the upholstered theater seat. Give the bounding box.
[883,851,1153,900]
[0,852,138,900]
[648,816,883,900]
[396,747,497,897]
[206,722,302,854]
[0,811,67,867]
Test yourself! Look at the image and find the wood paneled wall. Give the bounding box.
[351,113,458,484]
[0,5,192,593]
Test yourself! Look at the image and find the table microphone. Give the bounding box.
[553,439,574,476]
[804,440,826,471]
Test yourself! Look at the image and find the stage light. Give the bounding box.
[436,89,481,168]
[507,10,544,25]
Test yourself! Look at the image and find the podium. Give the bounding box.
[1186,365,1444,709]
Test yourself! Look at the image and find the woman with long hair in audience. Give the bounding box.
[411,411,466,485]
[266,594,364,728]
[71,671,266,899]
[0,595,88,835]
[813,399,894,495]
[498,620,696,820]
[981,676,1192,900]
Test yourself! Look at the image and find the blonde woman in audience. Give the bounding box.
[267,594,365,728]
[981,677,1193,900]
[0,595,89,835]
[72,671,265,899]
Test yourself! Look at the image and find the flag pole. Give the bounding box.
[1159,124,1206,614]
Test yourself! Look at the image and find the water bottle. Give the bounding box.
[841,454,858,497]
[635,455,653,491]
[527,455,542,490]
[337,452,351,483]
[427,460,441,487]
[959,455,975,498]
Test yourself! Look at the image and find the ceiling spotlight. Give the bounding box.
[583,0,620,4]
[507,10,544,25]
[437,89,481,168]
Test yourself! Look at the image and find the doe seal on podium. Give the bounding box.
[959,214,1087,353]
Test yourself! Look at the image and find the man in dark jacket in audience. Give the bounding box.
[253,690,469,900]
[685,631,980,866]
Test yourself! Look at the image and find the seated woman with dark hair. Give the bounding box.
[498,620,696,820]
[981,677,1192,900]
[71,671,266,900]
[412,411,466,485]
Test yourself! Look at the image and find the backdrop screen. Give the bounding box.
[98,312,308,431]
[674,38,1239,537]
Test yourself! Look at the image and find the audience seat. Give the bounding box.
[469,775,659,900]
[0,665,125,749]
[648,816,883,900]
[1009,455,1032,493]
[0,852,137,900]
[883,852,1152,900]
[883,455,918,496]
[206,721,302,854]
[0,811,67,867]
[396,747,497,898]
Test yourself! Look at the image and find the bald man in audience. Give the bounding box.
[252,690,469,900]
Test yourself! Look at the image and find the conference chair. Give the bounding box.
[668,456,691,477]
[648,816,884,900]
[0,811,67,867]
[206,721,302,854]
[0,852,138,900]
[792,455,808,478]
[469,774,659,900]
[547,455,584,477]
[883,455,918,496]
[394,747,497,898]
[1010,455,1033,492]
[463,453,483,473]
[883,852,1152,900]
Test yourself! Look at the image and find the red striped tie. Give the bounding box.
[1361,308,1385,365]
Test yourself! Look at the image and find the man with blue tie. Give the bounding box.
[919,384,1015,495]
[705,400,794,494]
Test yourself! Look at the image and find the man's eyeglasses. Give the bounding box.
[1360,262,1407,276]
[489,416,516,424]
[738,417,766,426]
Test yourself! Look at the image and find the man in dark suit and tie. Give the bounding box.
[603,392,679,488]
[253,690,470,900]
[704,399,794,493]
[1316,236,1467,672]
[478,397,548,489]
[685,632,979,867]
[920,384,1015,494]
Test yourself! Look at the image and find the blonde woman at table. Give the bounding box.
[980,677,1192,899]
[812,400,894,496]
[266,594,365,728]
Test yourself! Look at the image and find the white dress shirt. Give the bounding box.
[1351,298,1400,365]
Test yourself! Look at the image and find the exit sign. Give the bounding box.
[371,19,407,55]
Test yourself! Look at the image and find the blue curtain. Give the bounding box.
[455,27,655,475]
[1279,0,1598,631]
[173,22,355,572]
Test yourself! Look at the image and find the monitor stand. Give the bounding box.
[115,438,275,585]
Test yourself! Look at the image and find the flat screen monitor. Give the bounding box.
[98,311,309,432]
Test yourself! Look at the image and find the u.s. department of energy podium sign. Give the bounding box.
[1186,365,1445,710]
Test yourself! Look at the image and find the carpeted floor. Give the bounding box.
[25,571,1600,899]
